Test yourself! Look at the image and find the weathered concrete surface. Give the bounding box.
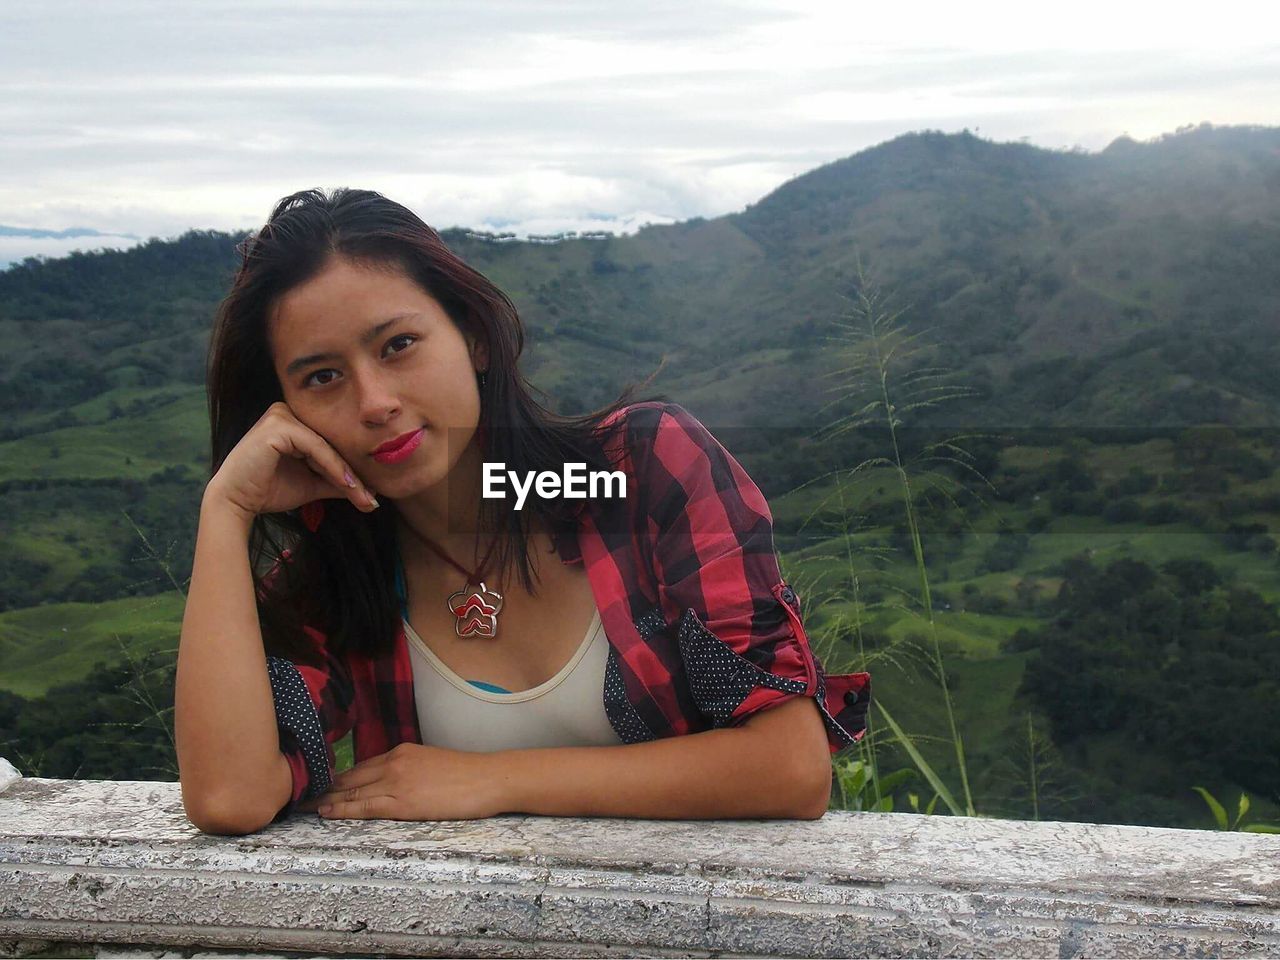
[1,777,1278,958]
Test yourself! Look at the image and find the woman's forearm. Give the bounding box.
[486,721,830,820]
[174,490,292,832]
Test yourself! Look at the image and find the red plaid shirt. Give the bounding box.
[267,401,871,821]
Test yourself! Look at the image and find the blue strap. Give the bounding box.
[468,679,513,694]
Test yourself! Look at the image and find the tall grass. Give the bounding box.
[62,511,186,781]
[793,260,1001,817]
[982,711,1084,821]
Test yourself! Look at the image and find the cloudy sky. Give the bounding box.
[2,0,1277,266]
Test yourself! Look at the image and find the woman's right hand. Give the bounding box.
[204,401,380,521]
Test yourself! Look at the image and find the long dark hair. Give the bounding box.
[207,187,665,666]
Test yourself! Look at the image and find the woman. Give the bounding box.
[174,187,870,835]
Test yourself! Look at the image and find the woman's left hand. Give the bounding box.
[296,743,506,821]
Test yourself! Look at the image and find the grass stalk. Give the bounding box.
[816,257,991,817]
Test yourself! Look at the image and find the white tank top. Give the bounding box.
[403,607,624,752]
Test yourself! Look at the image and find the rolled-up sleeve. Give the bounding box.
[258,556,357,821]
[638,402,870,753]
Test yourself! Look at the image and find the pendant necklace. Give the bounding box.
[400,523,505,639]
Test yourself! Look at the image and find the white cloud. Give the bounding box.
[0,0,1276,262]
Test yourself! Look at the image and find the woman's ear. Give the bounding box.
[472,338,489,373]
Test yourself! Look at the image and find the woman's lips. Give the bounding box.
[372,428,425,464]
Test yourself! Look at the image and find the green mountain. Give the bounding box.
[4,124,1279,436]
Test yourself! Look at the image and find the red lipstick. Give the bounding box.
[372,428,425,464]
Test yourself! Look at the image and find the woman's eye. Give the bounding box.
[302,335,417,388]
[386,334,417,355]
[304,369,337,388]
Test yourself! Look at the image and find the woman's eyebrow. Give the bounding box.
[285,313,422,376]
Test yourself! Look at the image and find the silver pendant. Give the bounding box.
[447,581,504,638]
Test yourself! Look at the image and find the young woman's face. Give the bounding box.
[267,254,488,499]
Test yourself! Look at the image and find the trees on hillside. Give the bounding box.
[1012,554,1280,800]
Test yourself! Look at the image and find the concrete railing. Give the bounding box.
[2,777,1278,958]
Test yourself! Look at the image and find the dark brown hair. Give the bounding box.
[207,187,665,666]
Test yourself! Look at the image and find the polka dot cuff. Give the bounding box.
[266,655,333,801]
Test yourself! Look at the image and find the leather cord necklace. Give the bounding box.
[399,522,505,639]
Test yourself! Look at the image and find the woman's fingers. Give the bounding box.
[295,432,379,512]
[214,401,383,518]
[329,754,390,792]
[317,793,398,820]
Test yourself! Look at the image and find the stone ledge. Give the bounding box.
[2,777,1278,958]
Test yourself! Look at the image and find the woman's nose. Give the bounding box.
[355,371,401,425]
